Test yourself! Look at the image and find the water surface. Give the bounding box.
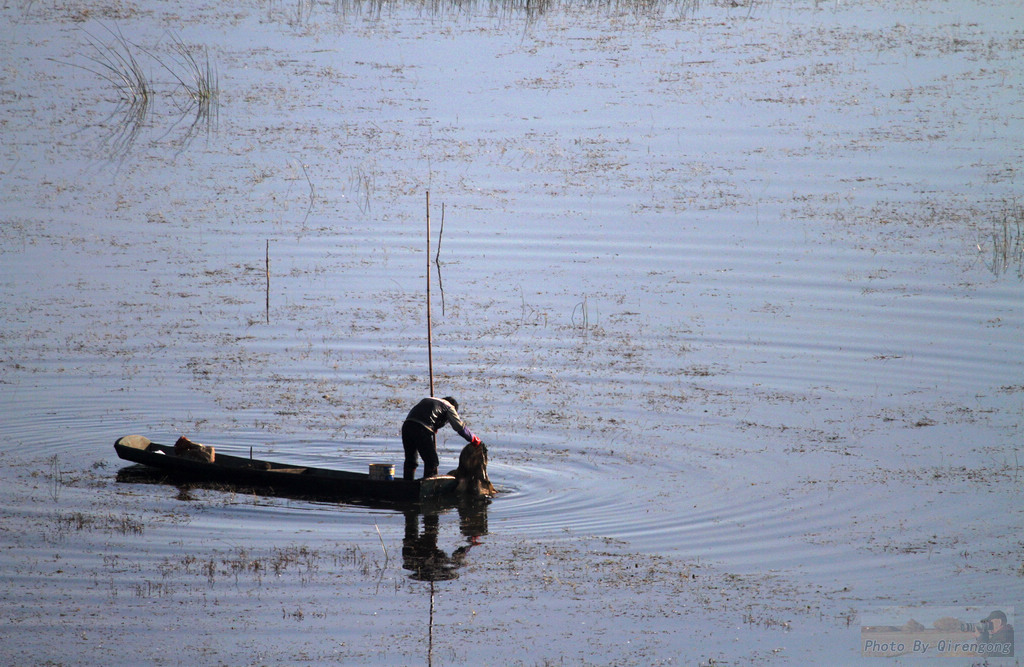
[2,0,1023,663]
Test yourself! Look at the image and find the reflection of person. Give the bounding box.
[402,506,486,581]
[402,511,459,581]
[402,396,481,480]
[974,610,1014,656]
[402,502,489,581]
[458,498,489,540]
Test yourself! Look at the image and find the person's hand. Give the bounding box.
[470,435,481,447]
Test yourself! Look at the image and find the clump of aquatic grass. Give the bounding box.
[53,511,145,536]
[80,24,153,108]
[47,454,63,502]
[132,580,175,598]
[572,294,598,330]
[157,545,324,587]
[327,0,707,23]
[290,0,316,27]
[980,199,1024,279]
[55,24,153,159]
[519,285,549,327]
[349,162,375,213]
[52,24,220,160]
[161,32,219,145]
[167,33,218,105]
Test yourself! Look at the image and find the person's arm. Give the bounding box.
[445,405,481,446]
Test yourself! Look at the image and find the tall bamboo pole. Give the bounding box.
[265,239,270,324]
[426,191,435,397]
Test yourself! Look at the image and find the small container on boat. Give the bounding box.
[369,463,394,481]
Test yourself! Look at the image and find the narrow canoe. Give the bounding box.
[113,435,456,503]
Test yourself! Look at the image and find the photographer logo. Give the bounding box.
[861,606,1014,659]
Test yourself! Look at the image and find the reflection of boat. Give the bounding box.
[113,435,457,504]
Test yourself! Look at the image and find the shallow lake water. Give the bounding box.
[2,0,1023,664]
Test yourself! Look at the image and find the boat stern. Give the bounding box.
[115,435,153,451]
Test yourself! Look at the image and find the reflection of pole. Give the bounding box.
[435,203,446,317]
[426,191,434,398]
[428,580,435,667]
[268,238,272,325]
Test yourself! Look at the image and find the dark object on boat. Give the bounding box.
[173,435,215,463]
[451,442,496,497]
[114,435,458,503]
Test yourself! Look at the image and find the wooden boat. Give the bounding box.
[114,435,457,503]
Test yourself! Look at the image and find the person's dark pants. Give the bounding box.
[402,421,438,480]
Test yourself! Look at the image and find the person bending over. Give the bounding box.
[402,396,481,480]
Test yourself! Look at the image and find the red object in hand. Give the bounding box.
[471,436,481,447]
